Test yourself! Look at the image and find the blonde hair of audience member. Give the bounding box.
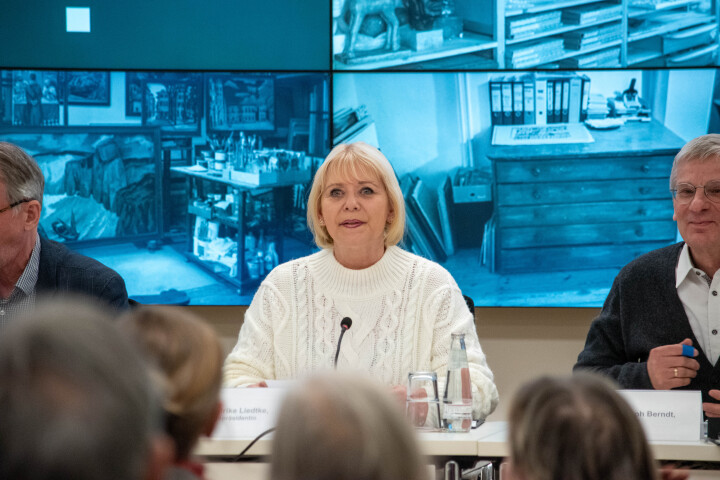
[507,374,658,480]
[669,133,720,189]
[0,297,171,480]
[271,372,425,480]
[120,306,224,461]
[306,141,406,249]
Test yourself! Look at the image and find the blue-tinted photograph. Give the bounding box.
[332,0,718,70]
[334,68,718,306]
[0,70,330,305]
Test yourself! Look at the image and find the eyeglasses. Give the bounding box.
[0,198,32,214]
[671,181,720,204]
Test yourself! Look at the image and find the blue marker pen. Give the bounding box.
[682,344,695,357]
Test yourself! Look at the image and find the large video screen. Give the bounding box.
[0,69,330,305]
[332,0,718,70]
[334,68,718,307]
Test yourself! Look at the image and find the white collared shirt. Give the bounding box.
[676,243,720,366]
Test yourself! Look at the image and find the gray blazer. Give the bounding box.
[36,236,129,310]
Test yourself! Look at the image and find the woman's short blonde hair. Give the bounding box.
[307,142,406,249]
[119,306,223,461]
[509,374,657,480]
[271,372,424,480]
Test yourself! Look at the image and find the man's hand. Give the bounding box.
[703,389,720,417]
[647,339,699,390]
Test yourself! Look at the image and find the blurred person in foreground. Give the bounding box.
[120,306,224,480]
[0,298,172,480]
[223,141,498,420]
[574,134,720,417]
[506,374,687,480]
[271,372,426,480]
[0,141,129,325]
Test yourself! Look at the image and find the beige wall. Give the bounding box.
[192,305,598,421]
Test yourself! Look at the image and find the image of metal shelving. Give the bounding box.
[0,69,331,305]
[332,0,720,70]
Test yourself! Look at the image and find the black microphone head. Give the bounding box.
[340,317,352,330]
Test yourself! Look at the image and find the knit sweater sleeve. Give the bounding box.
[573,271,654,389]
[424,267,499,420]
[223,272,289,387]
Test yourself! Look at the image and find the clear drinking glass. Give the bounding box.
[407,371,442,431]
[443,333,473,432]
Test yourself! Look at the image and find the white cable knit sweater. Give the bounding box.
[223,246,499,419]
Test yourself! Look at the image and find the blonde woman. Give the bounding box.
[223,141,498,420]
[120,306,223,480]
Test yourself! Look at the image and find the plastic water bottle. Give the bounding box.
[442,332,473,432]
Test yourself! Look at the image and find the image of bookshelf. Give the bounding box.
[333,0,719,70]
[488,0,719,69]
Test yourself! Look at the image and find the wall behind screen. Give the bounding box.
[0,0,329,70]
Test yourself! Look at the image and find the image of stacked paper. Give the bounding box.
[586,93,610,118]
[564,22,623,50]
[629,11,715,40]
[560,47,621,68]
[506,11,563,40]
[505,0,557,15]
[629,0,695,8]
[562,2,623,25]
[505,37,565,68]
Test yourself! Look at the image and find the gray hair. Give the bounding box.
[0,141,45,212]
[670,134,720,189]
[0,297,162,480]
[508,374,658,480]
[271,372,424,480]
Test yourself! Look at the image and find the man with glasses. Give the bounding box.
[0,142,128,324]
[575,133,720,418]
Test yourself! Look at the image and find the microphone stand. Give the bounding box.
[334,317,352,368]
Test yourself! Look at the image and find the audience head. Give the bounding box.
[0,297,170,480]
[507,374,657,480]
[119,306,224,461]
[306,141,405,249]
[271,372,424,480]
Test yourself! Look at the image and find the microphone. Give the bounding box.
[334,317,352,368]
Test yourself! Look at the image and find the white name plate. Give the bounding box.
[211,387,288,439]
[619,390,703,442]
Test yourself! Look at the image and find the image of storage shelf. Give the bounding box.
[500,0,624,68]
[628,0,718,66]
[171,166,297,293]
[486,121,683,274]
[333,32,497,70]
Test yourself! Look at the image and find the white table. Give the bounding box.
[197,421,720,480]
[196,421,505,458]
[470,422,720,463]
